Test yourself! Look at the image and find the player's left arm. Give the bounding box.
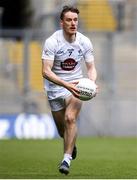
[83,37,97,82]
[86,61,98,95]
[86,61,97,82]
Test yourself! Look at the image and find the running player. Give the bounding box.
[41,5,97,175]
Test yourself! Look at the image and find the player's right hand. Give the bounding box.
[65,81,80,99]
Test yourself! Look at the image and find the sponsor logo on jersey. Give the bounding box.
[57,50,64,55]
[61,58,78,71]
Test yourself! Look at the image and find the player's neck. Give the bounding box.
[63,31,76,43]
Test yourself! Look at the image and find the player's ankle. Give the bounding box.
[62,153,72,166]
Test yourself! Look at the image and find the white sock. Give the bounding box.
[62,153,72,166]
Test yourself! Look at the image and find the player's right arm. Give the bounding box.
[42,59,80,98]
[42,59,67,87]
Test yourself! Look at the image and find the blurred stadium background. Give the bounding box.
[0,0,137,139]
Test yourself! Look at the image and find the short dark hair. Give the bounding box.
[60,5,79,20]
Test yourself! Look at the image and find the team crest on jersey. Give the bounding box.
[61,58,78,71]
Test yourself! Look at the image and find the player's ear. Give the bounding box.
[60,20,63,28]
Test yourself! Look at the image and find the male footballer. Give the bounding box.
[42,5,97,175]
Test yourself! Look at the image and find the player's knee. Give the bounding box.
[65,114,76,125]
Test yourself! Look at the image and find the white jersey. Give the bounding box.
[42,30,94,92]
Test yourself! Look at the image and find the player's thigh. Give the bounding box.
[48,97,65,126]
[65,96,82,121]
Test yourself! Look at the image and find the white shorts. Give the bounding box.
[47,88,72,111]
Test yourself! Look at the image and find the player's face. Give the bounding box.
[61,11,78,35]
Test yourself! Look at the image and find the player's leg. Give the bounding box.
[48,98,66,138]
[48,92,82,175]
[64,95,82,156]
[49,100,72,175]
[59,96,82,174]
[52,109,65,138]
[51,100,78,158]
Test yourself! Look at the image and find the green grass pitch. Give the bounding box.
[0,137,137,179]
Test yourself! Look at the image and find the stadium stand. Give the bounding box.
[29,41,43,92]
[8,41,43,92]
[78,0,117,31]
